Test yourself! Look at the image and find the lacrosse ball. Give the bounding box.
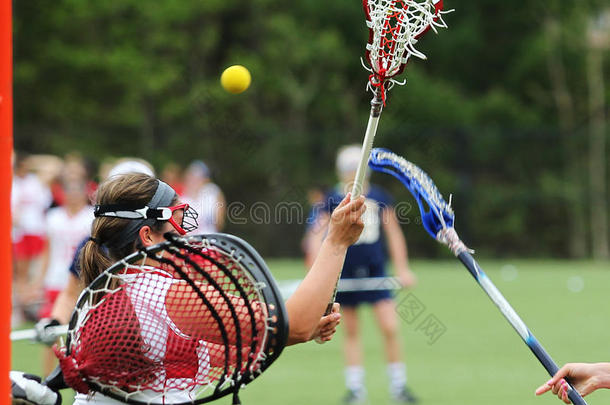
[220,65,251,94]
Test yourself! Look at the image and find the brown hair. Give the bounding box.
[80,173,176,286]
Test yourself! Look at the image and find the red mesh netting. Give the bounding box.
[363,0,446,103]
[55,247,267,400]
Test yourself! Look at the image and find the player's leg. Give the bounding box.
[342,305,367,404]
[372,298,417,403]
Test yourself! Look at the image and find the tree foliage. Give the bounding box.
[13,0,610,257]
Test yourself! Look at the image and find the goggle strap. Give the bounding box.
[94,204,172,221]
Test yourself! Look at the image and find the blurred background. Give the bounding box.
[10,1,610,404]
[12,0,610,259]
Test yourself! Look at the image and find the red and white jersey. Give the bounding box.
[73,269,210,405]
[44,206,94,290]
[11,174,52,239]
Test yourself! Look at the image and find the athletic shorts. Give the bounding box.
[38,289,61,319]
[13,235,46,260]
[335,262,392,308]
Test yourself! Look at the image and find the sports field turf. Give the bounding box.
[12,259,609,405]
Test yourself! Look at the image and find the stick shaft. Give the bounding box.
[351,115,380,198]
[457,251,587,405]
[351,89,383,198]
[323,89,385,318]
[10,325,68,341]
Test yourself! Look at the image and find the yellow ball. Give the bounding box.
[220,65,251,94]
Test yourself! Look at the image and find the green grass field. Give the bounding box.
[12,259,610,405]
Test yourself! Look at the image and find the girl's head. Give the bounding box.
[80,173,197,285]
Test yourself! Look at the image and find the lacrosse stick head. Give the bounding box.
[368,148,454,238]
[363,0,448,101]
[54,233,287,405]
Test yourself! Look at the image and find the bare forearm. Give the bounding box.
[388,228,408,270]
[590,362,610,389]
[383,209,409,270]
[50,276,81,324]
[285,239,347,344]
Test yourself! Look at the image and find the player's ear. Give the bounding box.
[138,225,155,247]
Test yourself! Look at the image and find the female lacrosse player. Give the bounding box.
[62,172,364,404]
[304,144,417,404]
[535,363,610,403]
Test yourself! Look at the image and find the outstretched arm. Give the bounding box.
[286,194,365,344]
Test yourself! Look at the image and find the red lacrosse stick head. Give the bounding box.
[362,0,446,103]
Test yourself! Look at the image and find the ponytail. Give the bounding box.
[80,239,113,286]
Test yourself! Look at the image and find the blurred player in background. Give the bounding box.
[304,144,418,404]
[183,160,226,233]
[61,154,98,204]
[97,157,155,181]
[36,178,94,374]
[11,152,53,325]
[161,162,185,196]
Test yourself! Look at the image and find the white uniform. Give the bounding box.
[44,206,94,290]
[184,183,222,234]
[73,269,210,404]
[11,173,52,240]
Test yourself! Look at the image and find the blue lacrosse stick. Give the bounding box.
[368,148,588,405]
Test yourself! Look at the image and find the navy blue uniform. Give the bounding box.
[68,237,88,278]
[322,185,394,307]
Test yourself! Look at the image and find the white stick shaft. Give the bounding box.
[10,325,68,341]
[351,114,381,198]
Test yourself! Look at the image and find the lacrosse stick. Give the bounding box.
[351,0,450,198]
[322,0,451,319]
[368,148,588,405]
[43,233,287,405]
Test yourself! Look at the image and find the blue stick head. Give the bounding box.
[368,148,454,239]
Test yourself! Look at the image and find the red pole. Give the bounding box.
[0,0,13,401]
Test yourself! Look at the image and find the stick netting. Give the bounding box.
[54,238,273,405]
[363,0,450,100]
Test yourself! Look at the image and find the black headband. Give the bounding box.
[95,180,176,248]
